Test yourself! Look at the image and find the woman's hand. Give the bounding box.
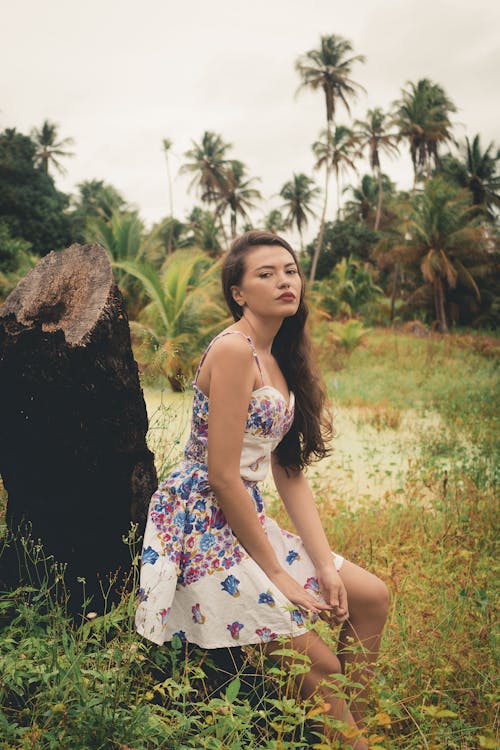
[316,564,349,625]
[268,568,331,615]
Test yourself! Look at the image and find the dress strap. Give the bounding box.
[193,330,264,386]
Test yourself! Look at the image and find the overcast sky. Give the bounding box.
[2,0,499,243]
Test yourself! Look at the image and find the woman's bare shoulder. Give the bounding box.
[207,331,255,366]
[197,332,256,394]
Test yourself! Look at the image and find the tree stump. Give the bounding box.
[0,243,157,613]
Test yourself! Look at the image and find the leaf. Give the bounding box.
[374,711,392,726]
[305,702,330,719]
[478,736,498,749]
[435,709,459,718]
[225,677,240,703]
[422,705,458,718]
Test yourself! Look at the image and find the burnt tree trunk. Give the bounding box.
[0,243,157,613]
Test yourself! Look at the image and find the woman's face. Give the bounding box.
[231,244,302,319]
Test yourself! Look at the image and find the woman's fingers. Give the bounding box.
[271,569,331,613]
[317,567,350,619]
[295,590,330,613]
[337,580,349,617]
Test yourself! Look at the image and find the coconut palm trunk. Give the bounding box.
[166,157,174,256]
[336,170,342,218]
[434,278,448,333]
[390,263,399,322]
[310,121,331,282]
[375,166,384,230]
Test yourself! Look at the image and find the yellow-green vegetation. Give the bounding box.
[0,330,498,749]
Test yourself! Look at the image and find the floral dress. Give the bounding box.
[135,331,344,648]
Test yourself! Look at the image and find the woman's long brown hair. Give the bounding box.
[221,230,333,471]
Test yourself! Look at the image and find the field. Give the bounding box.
[0,329,498,749]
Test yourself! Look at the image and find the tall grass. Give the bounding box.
[0,329,498,748]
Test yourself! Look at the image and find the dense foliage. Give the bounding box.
[1,33,498,378]
[0,130,72,255]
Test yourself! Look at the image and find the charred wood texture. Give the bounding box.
[0,243,157,613]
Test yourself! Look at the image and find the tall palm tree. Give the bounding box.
[279,173,320,251]
[216,160,262,237]
[393,79,456,189]
[162,138,175,255]
[295,34,366,281]
[312,125,359,219]
[440,134,500,220]
[354,108,399,229]
[31,120,75,175]
[180,131,231,205]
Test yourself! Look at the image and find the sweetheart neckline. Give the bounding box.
[192,382,294,412]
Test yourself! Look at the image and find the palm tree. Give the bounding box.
[73,180,127,221]
[31,120,75,175]
[86,210,163,317]
[344,173,395,227]
[315,256,383,320]
[295,34,366,281]
[279,173,320,250]
[115,250,228,390]
[187,207,223,256]
[354,108,399,229]
[440,134,500,220]
[377,178,485,331]
[162,138,175,255]
[393,79,456,188]
[312,125,359,219]
[216,160,262,237]
[180,131,231,205]
[264,209,286,234]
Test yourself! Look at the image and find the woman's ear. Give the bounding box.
[231,285,244,306]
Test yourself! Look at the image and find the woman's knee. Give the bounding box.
[341,562,390,622]
[291,632,343,676]
[353,573,390,623]
[369,576,390,620]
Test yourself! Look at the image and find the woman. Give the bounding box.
[136,230,389,747]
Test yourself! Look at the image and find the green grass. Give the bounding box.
[0,329,498,749]
[322,329,499,491]
[325,329,498,418]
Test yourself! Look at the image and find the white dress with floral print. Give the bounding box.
[135,332,343,648]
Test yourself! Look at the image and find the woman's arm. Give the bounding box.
[271,454,349,622]
[206,336,328,614]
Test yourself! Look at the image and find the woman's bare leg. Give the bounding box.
[337,560,390,725]
[263,630,369,749]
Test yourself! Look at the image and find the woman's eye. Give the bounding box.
[259,273,272,278]
[287,269,298,275]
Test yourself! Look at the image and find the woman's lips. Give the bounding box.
[277,293,296,301]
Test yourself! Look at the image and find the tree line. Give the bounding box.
[1,33,498,384]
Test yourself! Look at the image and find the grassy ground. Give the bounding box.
[0,329,498,749]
